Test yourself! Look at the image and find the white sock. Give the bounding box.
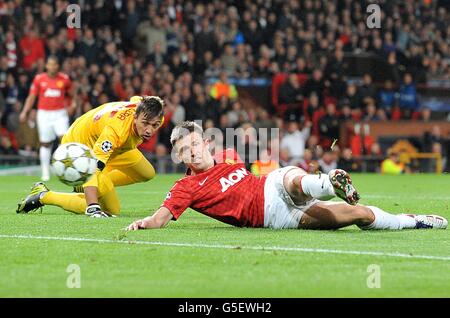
[359,206,416,230]
[40,146,51,177]
[300,174,335,200]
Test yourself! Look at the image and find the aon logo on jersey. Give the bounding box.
[44,88,62,97]
[220,168,248,192]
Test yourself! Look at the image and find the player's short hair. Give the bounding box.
[135,96,164,120]
[47,55,60,64]
[170,121,203,147]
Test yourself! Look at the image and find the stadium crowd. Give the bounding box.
[0,0,449,172]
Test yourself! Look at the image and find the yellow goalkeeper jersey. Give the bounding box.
[63,100,144,165]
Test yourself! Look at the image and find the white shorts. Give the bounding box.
[263,166,319,229]
[37,109,69,143]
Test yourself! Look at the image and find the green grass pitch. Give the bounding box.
[0,173,449,297]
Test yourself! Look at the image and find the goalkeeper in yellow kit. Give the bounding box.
[17,96,164,217]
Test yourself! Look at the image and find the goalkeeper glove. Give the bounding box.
[85,203,114,218]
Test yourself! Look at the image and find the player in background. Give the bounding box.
[17,96,165,217]
[127,121,447,231]
[20,55,73,181]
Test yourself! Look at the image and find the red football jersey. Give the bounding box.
[161,158,267,228]
[29,72,72,110]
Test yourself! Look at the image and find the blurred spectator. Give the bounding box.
[324,50,347,84]
[221,43,238,76]
[303,69,324,98]
[419,107,432,122]
[370,143,382,157]
[1,73,18,127]
[313,144,324,161]
[0,57,8,92]
[385,51,401,83]
[280,119,311,162]
[358,74,377,103]
[205,58,224,78]
[168,93,186,126]
[235,122,258,170]
[378,80,396,116]
[429,142,445,173]
[137,15,167,56]
[318,103,340,148]
[19,27,45,71]
[371,37,384,59]
[382,32,396,56]
[0,129,16,154]
[338,148,360,172]
[396,24,410,52]
[297,148,318,173]
[381,150,406,175]
[279,148,291,167]
[6,101,20,133]
[398,73,420,119]
[250,148,279,176]
[78,28,99,65]
[363,99,382,122]
[227,101,246,128]
[318,150,337,173]
[278,73,303,104]
[339,83,361,119]
[253,108,278,141]
[421,125,447,172]
[210,72,238,101]
[304,92,325,136]
[146,42,165,69]
[122,0,140,49]
[4,31,17,69]
[17,72,30,102]
[0,91,5,122]
[366,143,383,173]
[338,103,353,122]
[154,143,170,174]
[193,17,215,60]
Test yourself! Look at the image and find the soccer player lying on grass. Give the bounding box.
[127,121,447,231]
[17,96,164,218]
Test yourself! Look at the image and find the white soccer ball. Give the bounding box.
[51,142,97,186]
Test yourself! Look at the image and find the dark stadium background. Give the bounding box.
[0,0,449,174]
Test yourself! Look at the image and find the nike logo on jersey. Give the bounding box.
[199,177,208,186]
[219,168,248,192]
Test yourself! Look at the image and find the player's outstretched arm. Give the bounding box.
[127,207,173,230]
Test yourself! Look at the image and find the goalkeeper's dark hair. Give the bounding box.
[135,96,164,120]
